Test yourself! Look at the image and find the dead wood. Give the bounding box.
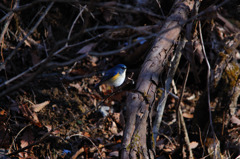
[120,0,194,158]
[194,32,240,156]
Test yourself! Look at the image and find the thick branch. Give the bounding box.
[121,0,194,158]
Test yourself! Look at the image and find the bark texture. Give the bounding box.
[120,0,194,158]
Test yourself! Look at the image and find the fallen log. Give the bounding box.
[120,0,194,158]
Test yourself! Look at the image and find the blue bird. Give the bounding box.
[95,64,127,88]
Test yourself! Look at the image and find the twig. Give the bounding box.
[47,54,88,67]
[8,124,32,154]
[88,33,155,56]
[216,13,240,33]
[67,5,87,45]
[159,88,179,100]
[0,30,104,95]
[0,0,73,12]
[0,2,54,71]
[69,134,103,159]
[175,63,193,159]
[0,63,46,97]
[26,6,45,29]
[62,72,97,81]
[0,11,12,24]
[0,0,18,44]
[7,124,52,157]
[0,41,80,97]
[78,1,164,19]
[0,42,72,92]
[0,54,47,89]
[187,0,230,23]
[18,27,44,49]
[153,38,186,147]
[197,124,206,156]
[155,0,165,17]
[198,21,216,137]
[68,33,103,48]
[179,107,193,159]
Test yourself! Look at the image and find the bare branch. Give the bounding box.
[198,21,216,137]
[153,37,186,147]
[0,2,54,71]
[0,0,19,44]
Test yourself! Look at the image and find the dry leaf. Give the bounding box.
[116,139,122,143]
[19,104,42,127]
[32,101,50,112]
[163,143,176,153]
[0,110,7,122]
[109,121,118,134]
[20,130,34,148]
[31,111,42,127]
[45,125,60,135]
[69,83,82,93]
[77,43,97,54]
[189,141,198,149]
[72,147,84,159]
[230,116,240,126]
[182,113,194,119]
[83,132,91,138]
[98,144,104,149]
[23,39,31,48]
[19,129,35,158]
[89,56,98,67]
[163,148,174,152]
[112,113,121,124]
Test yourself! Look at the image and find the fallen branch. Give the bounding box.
[175,62,193,158]
[153,37,186,146]
[121,0,194,158]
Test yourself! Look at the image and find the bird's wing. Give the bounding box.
[100,69,119,83]
[95,67,120,88]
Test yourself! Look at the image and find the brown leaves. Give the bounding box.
[109,121,118,134]
[19,129,35,159]
[31,101,50,112]
[15,100,49,128]
[19,104,42,127]
[189,141,198,149]
[230,116,240,126]
[0,109,7,121]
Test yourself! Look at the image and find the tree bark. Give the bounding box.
[120,0,194,158]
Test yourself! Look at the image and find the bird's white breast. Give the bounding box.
[109,70,126,87]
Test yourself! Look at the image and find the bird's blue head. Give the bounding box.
[115,64,127,74]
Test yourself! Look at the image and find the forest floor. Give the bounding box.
[0,0,240,158]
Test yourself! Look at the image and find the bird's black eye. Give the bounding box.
[121,66,126,69]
